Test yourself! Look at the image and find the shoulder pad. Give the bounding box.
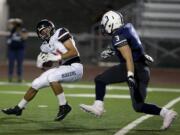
[57,28,72,43]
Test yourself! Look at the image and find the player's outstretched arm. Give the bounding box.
[117,45,136,89]
[101,46,115,59]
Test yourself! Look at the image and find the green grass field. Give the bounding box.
[0,82,180,135]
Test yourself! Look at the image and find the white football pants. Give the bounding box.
[31,63,83,90]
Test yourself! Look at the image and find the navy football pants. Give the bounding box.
[8,49,24,79]
[95,63,162,115]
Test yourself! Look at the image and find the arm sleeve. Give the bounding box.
[112,35,128,48]
[58,28,72,43]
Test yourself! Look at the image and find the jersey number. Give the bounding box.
[115,35,120,41]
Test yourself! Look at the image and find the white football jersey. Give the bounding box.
[40,28,79,64]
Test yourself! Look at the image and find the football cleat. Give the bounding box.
[1,105,23,116]
[161,110,177,130]
[80,101,105,117]
[54,103,72,121]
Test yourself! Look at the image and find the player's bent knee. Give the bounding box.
[31,78,41,90]
[47,74,59,83]
[132,103,144,113]
[95,75,106,84]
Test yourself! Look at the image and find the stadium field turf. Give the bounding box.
[0,82,179,135]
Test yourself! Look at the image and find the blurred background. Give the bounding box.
[0,0,180,85]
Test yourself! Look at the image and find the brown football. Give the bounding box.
[43,61,53,67]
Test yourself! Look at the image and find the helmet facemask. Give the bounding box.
[38,26,52,41]
[100,24,107,35]
[36,19,55,41]
[100,15,112,35]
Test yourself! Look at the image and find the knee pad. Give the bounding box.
[132,103,144,113]
[31,78,41,90]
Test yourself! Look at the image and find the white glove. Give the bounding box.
[36,52,48,68]
[46,53,62,62]
[101,48,115,59]
[144,54,154,63]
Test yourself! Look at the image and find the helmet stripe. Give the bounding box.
[104,16,109,28]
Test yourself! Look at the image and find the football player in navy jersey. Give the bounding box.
[80,11,177,130]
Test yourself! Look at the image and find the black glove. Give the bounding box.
[127,75,136,89]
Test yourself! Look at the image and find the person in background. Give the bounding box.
[7,18,28,82]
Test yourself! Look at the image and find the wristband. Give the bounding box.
[127,71,134,77]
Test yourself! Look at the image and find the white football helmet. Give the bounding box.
[101,10,124,34]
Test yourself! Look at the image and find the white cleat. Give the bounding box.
[80,100,105,117]
[80,104,104,117]
[161,110,177,130]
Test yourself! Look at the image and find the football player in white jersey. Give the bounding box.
[2,19,83,121]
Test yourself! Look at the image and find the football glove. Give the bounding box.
[127,72,136,90]
[144,54,154,65]
[127,75,136,89]
[101,47,115,59]
[46,53,62,62]
[36,52,48,68]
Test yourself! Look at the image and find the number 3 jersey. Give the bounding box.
[40,28,80,64]
[111,23,144,63]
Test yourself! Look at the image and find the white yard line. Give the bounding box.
[114,96,180,135]
[38,105,48,108]
[0,90,130,99]
[66,94,130,99]
[0,82,180,93]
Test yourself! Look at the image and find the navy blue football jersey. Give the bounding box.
[7,29,26,50]
[111,23,144,63]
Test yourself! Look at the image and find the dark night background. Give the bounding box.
[7,0,134,32]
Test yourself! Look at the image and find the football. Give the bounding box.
[42,61,53,67]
